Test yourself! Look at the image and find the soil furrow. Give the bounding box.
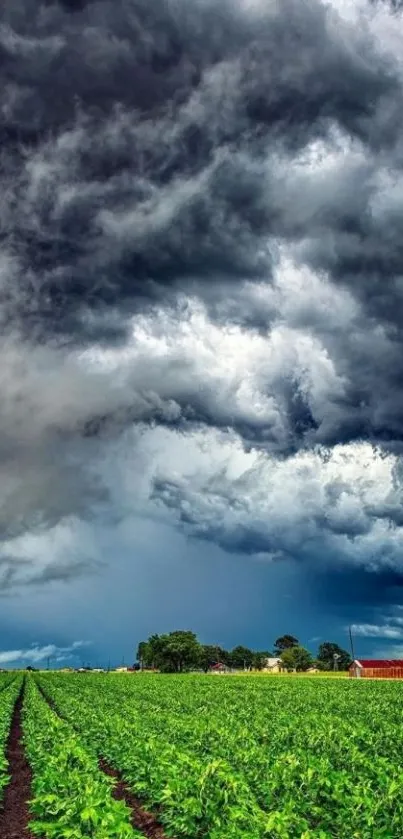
[36,680,171,839]
[0,684,37,839]
[99,758,169,839]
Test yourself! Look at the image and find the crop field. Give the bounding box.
[0,673,402,838]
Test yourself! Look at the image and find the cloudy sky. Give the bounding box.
[1,0,403,667]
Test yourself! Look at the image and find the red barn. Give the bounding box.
[349,659,403,679]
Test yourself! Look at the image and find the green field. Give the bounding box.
[1,672,403,838]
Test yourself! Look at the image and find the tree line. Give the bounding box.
[136,631,352,673]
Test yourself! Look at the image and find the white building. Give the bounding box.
[263,657,284,673]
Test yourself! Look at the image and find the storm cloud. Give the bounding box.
[1,0,403,592]
[1,0,402,333]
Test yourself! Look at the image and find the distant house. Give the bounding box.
[349,659,403,679]
[307,667,320,674]
[263,657,284,673]
[115,666,128,673]
[210,662,228,674]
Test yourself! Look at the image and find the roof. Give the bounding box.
[265,658,282,666]
[354,659,403,668]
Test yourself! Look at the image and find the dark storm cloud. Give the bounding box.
[0,556,92,592]
[26,557,102,586]
[3,0,403,589]
[150,476,291,557]
[0,0,401,339]
[146,428,403,566]
[371,0,403,9]
[1,0,403,460]
[151,466,403,576]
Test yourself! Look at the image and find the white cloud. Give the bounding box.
[350,623,403,640]
[0,640,90,667]
[327,0,403,77]
[82,281,355,452]
[0,519,101,592]
[99,423,403,570]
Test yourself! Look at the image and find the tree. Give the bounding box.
[274,635,299,655]
[199,645,226,673]
[252,652,269,671]
[229,646,254,670]
[136,635,164,669]
[317,642,351,671]
[136,641,151,669]
[281,646,312,672]
[149,631,202,673]
[220,648,233,667]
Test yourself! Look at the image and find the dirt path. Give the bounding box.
[0,685,37,839]
[37,680,171,839]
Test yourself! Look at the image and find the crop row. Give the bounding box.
[0,673,18,692]
[0,676,23,804]
[22,677,141,839]
[38,672,403,839]
[38,675,293,839]
[0,672,397,839]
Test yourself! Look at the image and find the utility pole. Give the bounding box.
[349,626,355,663]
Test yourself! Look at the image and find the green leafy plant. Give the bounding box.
[22,677,141,838]
[36,670,403,838]
[0,675,23,806]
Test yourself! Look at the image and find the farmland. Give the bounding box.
[0,673,402,838]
